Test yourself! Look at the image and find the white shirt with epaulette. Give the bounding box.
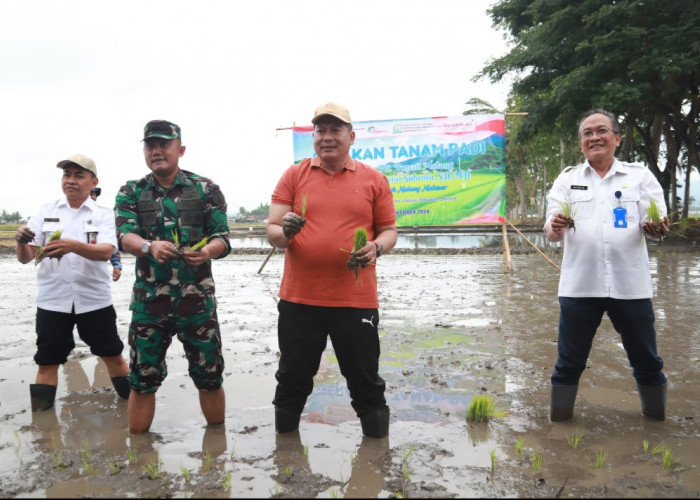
[27,196,118,314]
[544,159,666,299]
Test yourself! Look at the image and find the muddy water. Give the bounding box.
[0,252,698,498]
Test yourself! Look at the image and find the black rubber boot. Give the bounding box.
[111,376,131,399]
[550,384,578,422]
[638,382,666,421]
[359,408,390,438]
[30,383,57,413]
[275,406,301,434]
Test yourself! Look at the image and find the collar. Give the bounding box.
[310,156,356,172]
[57,196,96,212]
[584,158,627,178]
[146,168,190,189]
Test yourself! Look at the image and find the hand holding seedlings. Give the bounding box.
[282,212,306,240]
[550,212,575,235]
[35,229,63,265]
[15,226,35,244]
[642,199,669,240]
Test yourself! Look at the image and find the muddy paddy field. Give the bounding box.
[0,245,699,498]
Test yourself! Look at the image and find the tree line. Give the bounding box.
[472,0,700,222]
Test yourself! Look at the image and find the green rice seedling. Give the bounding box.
[642,439,650,453]
[587,451,607,468]
[126,448,138,465]
[180,465,191,483]
[394,491,406,499]
[531,451,543,471]
[490,449,496,471]
[645,199,669,239]
[662,447,679,469]
[515,438,525,455]
[283,465,291,476]
[50,450,68,469]
[344,226,372,283]
[303,444,309,458]
[107,459,121,475]
[466,394,506,422]
[82,457,97,475]
[651,443,668,455]
[188,236,209,251]
[35,229,62,265]
[221,470,232,491]
[557,199,577,232]
[143,459,161,480]
[329,487,340,499]
[402,445,414,482]
[300,193,308,216]
[80,438,92,459]
[566,429,583,450]
[202,449,212,471]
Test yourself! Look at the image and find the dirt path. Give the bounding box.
[0,252,698,498]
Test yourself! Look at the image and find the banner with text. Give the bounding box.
[293,113,506,226]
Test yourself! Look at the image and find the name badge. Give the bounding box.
[571,185,588,190]
[44,217,60,222]
[613,207,627,228]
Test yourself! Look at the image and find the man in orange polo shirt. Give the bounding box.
[267,102,398,439]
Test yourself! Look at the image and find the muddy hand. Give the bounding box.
[151,240,181,264]
[282,213,306,240]
[15,226,35,244]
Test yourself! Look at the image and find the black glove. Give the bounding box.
[282,213,306,240]
[15,227,35,244]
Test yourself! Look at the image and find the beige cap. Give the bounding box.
[56,154,97,176]
[311,102,352,124]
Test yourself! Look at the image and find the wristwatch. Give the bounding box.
[141,240,151,255]
[372,241,383,258]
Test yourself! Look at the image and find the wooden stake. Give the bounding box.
[504,218,561,272]
[258,246,276,274]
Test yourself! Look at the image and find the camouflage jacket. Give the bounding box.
[115,169,231,313]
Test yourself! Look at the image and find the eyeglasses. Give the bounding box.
[581,127,614,138]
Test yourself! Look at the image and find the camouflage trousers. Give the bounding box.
[128,306,224,393]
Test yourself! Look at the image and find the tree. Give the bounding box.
[477,0,700,217]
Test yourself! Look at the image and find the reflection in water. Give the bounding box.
[229,232,560,250]
[345,436,389,498]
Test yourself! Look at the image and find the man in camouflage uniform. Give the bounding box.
[115,120,231,433]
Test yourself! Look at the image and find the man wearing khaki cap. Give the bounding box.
[15,154,130,412]
[267,102,398,439]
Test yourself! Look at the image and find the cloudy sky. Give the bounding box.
[1,0,514,218]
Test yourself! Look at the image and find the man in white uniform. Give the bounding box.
[544,108,669,422]
[15,154,130,412]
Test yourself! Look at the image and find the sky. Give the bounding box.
[0,0,514,218]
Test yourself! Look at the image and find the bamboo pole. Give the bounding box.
[501,222,513,273]
[257,246,276,274]
[504,217,561,272]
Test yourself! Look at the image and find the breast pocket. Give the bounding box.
[619,191,641,221]
[569,190,594,220]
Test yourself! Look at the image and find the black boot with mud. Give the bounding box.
[275,406,301,434]
[110,376,131,399]
[550,384,578,422]
[30,383,57,412]
[638,382,666,421]
[360,408,390,438]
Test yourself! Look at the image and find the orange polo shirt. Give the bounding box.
[271,156,396,308]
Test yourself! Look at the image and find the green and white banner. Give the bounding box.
[293,114,506,226]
